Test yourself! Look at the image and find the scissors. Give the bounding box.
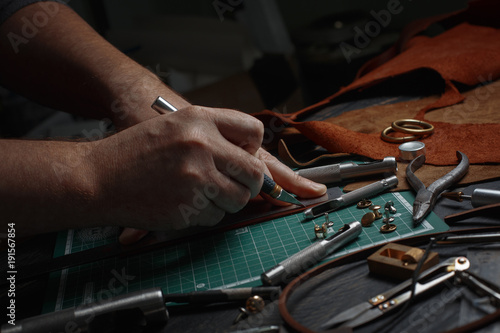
[406,151,469,227]
[321,256,500,330]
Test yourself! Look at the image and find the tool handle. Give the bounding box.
[458,271,500,307]
[164,286,281,303]
[472,188,500,207]
[341,175,399,206]
[261,174,280,198]
[261,221,361,285]
[2,288,168,333]
[296,157,397,185]
[296,164,342,184]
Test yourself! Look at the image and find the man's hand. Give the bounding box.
[88,106,326,238]
[92,106,265,231]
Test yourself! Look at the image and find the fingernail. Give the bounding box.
[312,182,327,193]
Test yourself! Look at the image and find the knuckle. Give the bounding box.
[248,157,265,181]
[250,117,265,139]
[228,190,251,213]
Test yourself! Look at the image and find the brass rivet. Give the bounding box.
[380,217,397,233]
[369,205,382,219]
[246,295,265,313]
[361,212,376,227]
[357,199,373,209]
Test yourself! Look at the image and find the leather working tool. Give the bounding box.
[295,157,397,185]
[152,96,304,207]
[279,227,500,333]
[2,286,281,333]
[261,221,362,286]
[441,188,500,207]
[303,175,398,219]
[406,151,469,227]
[321,256,500,330]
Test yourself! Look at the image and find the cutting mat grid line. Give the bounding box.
[45,191,448,312]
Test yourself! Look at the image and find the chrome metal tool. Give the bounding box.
[261,221,362,285]
[296,157,397,184]
[441,188,500,207]
[321,257,471,329]
[322,256,500,330]
[303,175,399,219]
[406,151,469,227]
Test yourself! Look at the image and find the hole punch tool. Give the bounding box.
[406,151,469,227]
[321,256,500,330]
[303,175,398,219]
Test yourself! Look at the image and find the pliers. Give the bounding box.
[406,151,469,226]
[321,256,500,330]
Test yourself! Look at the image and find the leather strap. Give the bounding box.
[279,226,500,333]
[445,203,500,223]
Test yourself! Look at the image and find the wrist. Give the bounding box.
[104,66,190,129]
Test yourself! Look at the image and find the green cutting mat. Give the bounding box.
[43,191,448,313]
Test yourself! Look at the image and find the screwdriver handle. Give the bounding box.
[2,288,168,333]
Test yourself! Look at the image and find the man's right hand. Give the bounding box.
[89,105,267,231]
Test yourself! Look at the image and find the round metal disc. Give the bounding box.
[380,223,397,233]
[361,212,376,227]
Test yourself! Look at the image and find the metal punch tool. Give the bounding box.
[303,175,398,219]
[406,151,469,227]
[296,157,397,185]
[322,256,500,330]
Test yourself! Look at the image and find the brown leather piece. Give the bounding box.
[275,85,500,192]
[254,1,500,166]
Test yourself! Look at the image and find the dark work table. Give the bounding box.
[1,89,499,333]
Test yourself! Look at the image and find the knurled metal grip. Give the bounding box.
[261,221,362,285]
[2,288,168,333]
[297,164,342,184]
[341,175,399,207]
[262,174,281,198]
[296,157,397,185]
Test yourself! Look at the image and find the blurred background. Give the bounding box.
[0,0,469,138]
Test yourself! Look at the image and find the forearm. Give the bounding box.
[0,2,189,128]
[0,139,100,236]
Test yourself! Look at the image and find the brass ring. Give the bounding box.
[391,119,434,135]
[381,126,422,143]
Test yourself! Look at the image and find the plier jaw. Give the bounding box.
[412,190,434,226]
[406,151,469,226]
